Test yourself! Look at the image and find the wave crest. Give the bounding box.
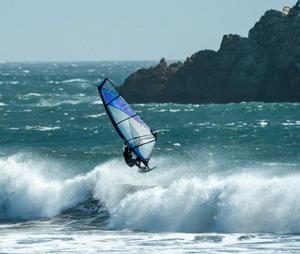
[1,154,300,234]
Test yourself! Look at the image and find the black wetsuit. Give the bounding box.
[123,145,147,170]
[123,145,136,167]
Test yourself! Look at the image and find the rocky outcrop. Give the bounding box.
[120,1,300,103]
[119,58,182,103]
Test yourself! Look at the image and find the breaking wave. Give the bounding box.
[0,154,300,234]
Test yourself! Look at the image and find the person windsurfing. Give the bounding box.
[123,144,147,170]
[97,78,157,173]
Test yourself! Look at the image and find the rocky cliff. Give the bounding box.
[120,1,300,104]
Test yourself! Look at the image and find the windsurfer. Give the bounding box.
[123,144,147,170]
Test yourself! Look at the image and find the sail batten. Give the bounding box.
[98,78,156,163]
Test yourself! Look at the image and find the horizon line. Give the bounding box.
[0,59,184,64]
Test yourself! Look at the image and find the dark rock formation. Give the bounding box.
[119,58,182,103]
[120,1,300,103]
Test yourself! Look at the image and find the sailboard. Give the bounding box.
[97,78,157,170]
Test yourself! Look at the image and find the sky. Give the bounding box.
[0,0,296,61]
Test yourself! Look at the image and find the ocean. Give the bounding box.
[0,62,300,253]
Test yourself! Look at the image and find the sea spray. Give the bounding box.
[1,154,300,234]
[95,161,300,233]
[101,172,300,233]
[92,159,300,234]
[0,154,95,220]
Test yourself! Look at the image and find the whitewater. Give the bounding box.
[1,154,300,233]
[1,62,300,253]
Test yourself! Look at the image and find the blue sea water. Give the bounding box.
[0,62,300,253]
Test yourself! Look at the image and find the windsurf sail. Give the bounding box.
[97,78,157,166]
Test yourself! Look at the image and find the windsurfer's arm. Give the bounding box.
[124,144,131,154]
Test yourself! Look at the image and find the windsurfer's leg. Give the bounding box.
[135,159,141,168]
[136,160,149,171]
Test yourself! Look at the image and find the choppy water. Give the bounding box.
[1,62,300,253]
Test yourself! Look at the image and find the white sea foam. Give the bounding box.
[0,155,95,219]
[173,143,181,146]
[47,80,61,85]
[37,97,90,107]
[258,120,268,127]
[25,126,61,131]
[92,100,103,105]
[7,81,19,85]
[155,129,170,133]
[169,109,181,113]
[1,155,300,234]
[281,121,300,126]
[84,113,106,118]
[24,93,41,97]
[61,78,87,84]
[93,162,300,233]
